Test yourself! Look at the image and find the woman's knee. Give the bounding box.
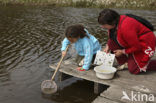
[127,54,140,74]
[129,68,140,74]
[128,65,140,75]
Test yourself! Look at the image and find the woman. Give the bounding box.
[98,9,156,74]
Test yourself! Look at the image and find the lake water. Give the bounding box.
[0,5,156,103]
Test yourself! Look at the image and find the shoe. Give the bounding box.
[117,63,128,71]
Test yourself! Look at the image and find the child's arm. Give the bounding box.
[82,40,93,70]
[61,38,70,51]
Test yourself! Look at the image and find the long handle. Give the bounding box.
[51,45,69,81]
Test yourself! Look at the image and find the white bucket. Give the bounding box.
[94,65,117,79]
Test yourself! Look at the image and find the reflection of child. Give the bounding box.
[61,24,101,71]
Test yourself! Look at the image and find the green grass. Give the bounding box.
[0,0,155,10]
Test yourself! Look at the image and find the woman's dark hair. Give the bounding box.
[65,24,88,39]
[98,9,120,26]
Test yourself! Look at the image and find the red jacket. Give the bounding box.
[111,15,156,71]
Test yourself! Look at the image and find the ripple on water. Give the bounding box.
[0,6,156,103]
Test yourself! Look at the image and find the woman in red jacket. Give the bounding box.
[98,9,156,74]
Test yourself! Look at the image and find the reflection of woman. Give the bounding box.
[98,9,156,74]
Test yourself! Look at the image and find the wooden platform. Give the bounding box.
[50,57,156,103]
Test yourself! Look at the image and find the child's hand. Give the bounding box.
[77,67,85,71]
[103,44,110,53]
[62,51,66,57]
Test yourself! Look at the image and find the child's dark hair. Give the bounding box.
[98,9,120,26]
[65,24,88,39]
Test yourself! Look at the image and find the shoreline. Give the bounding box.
[0,0,155,10]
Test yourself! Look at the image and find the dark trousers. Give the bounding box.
[108,39,156,74]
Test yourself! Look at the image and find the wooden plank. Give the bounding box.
[100,86,156,103]
[92,96,119,103]
[58,72,73,82]
[94,83,100,94]
[94,83,109,94]
[154,31,156,35]
[49,59,156,94]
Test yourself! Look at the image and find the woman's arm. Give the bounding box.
[121,22,142,54]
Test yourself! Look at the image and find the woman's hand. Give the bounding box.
[114,49,125,57]
[62,51,66,57]
[103,44,110,53]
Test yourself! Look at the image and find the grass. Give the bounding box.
[0,0,155,9]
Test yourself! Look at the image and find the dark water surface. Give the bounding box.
[0,5,156,103]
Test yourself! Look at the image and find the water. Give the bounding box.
[0,5,156,103]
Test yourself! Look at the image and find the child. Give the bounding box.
[61,24,101,71]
